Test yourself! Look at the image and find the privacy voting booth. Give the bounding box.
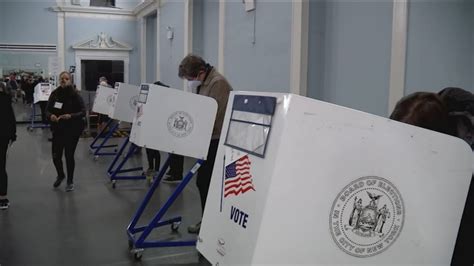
[127,84,217,259]
[108,82,140,122]
[33,83,53,104]
[197,91,473,265]
[90,85,119,157]
[105,82,143,186]
[28,83,54,131]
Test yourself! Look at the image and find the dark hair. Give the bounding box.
[390,92,450,134]
[178,54,207,79]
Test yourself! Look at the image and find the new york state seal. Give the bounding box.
[329,176,404,258]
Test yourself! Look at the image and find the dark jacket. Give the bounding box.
[0,93,16,141]
[46,86,86,134]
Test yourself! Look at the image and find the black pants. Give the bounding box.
[52,132,80,184]
[145,148,161,171]
[168,154,184,177]
[451,175,473,265]
[0,139,9,196]
[197,139,219,212]
[39,101,48,124]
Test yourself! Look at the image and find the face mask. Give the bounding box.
[188,80,202,92]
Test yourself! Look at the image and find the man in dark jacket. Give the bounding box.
[0,82,17,210]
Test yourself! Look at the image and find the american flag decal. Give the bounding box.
[224,155,255,198]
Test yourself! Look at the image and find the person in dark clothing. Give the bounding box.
[0,82,17,210]
[436,87,474,266]
[46,71,86,192]
[390,90,473,266]
[178,54,232,233]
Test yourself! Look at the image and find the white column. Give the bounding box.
[388,0,408,114]
[218,0,226,74]
[156,7,161,82]
[290,0,309,96]
[183,0,193,91]
[140,17,146,83]
[57,12,65,72]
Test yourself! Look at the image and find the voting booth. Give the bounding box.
[127,83,217,259]
[92,85,115,115]
[130,83,217,159]
[89,85,119,157]
[108,82,140,123]
[28,83,54,131]
[197,91,473,265]
[104,82,143,186]
[33,83,53,104]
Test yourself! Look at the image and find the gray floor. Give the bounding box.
[0,124,211,266]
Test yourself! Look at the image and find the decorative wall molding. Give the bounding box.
[71,33,133,51]
[0,43,56,53]
[49,5,135,16]
[135,0,159,18]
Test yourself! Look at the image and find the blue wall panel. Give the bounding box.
[159,0,185,89]
[224,1,292,93]
[405,0,474,94]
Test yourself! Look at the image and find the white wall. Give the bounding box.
[224,1,292,93]
[307,0,393,117]
[405,0,474,94]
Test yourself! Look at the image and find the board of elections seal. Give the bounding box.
[167,111,194,138]
[129,95,139,110]
[106,94,115,106]
[329,176,404,258]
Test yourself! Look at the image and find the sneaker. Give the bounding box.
[188,221,201,234]
[162,175,183,184]
[53,177,65,188]
[0,199,9,210]
[65,184,74,192]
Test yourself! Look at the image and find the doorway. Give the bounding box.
[81,60,124,91]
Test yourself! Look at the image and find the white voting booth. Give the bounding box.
[108,82,140,123]
[92,85,115,115]
[126,83,217,255]
[33,83,53,104]
[197,91,473,265]
[130,83,217,159]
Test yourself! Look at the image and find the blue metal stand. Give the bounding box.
[107,137,146,188]
[89,119,119,158]
[127,157,205,259]
[27,103,49,131]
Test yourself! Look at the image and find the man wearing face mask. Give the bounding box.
[46,71,86,192]
[178,54,232,234]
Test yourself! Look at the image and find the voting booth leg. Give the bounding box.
[27,103,49,131]
[91,121,120,158]
[127,159,204,259]
[107,138,146,188]
[89,120,118,152]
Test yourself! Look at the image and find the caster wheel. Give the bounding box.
[134,252,142,261]
[27,127,33,132]
[128,240,134,250]
[131,249,144,261]
[94,155,99,161]
[112,181,116,189]
[171,222,181,232]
